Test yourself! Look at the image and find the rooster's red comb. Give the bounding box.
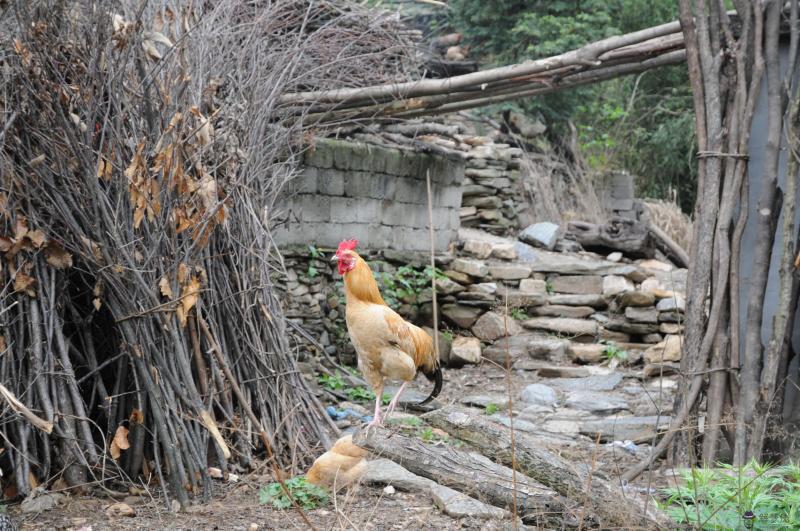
[336,239,359,253]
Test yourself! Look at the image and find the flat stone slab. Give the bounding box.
[546,373,624,392]
[564,391,629,414]
[580,415,672,442]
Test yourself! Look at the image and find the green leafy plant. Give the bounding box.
[345,386,391,405]
[442,329,455,342]
[388,416,423,427]
[373,262,445,310]
[419,426,449,443]
[307,244,323,259]
[509,308,528,321]
[602,343,628,362]
[259,476,329,510]
[318,372,346,391]
[660,461,800,530]
[484,402,499,415]
[545,280,555,295]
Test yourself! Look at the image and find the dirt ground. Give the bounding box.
[8,360,673,530]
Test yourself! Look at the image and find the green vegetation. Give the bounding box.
[318,371,390,404]
[602,342,628,362]
[419,426,449,443]
[484,402,499,415]
[448,0,696,210]
[372,262,445,310]
[259,476,329,510]
[318,372,346,391]
[388,415,423,427]
[545,280,555,295]
[509,308,528,321]
[661,461,800,530]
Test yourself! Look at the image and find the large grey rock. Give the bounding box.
[598,316,659,335]
[547,373,623,392]
[519,222,560,250]
[603,275,635,295]
[430,483,511,520]
[519,278,547,294]
[565,392,629,414]
[528,338,569,360]
[514,247,648,281]
[489,263,533,280]
[625,306,659,324]
[451,258,489,278]
[482,334,535,363]
[520,383,558,407]
[531,305,595,319]
[568,343,607,364]
[580,415,671,442]
[548,294,608,308]
[550,275,603,295]
[522,317,598,338]
[657,296,686,312]
[613,291,656,310]
[450,336,482,365]
[491,243,518,260]
[441,304,483,328]
[435,277,466,295]
[462,239,493,259]
[472,311,521,341]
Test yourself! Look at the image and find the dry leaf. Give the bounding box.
[158,277,173,299]
[176,276,201,327]
[142,40,162,61]
[112,13,127,32]
[29,154,46,167]
[177,263,190,283]
[45,242,73,269]
[0,237,12,252]
[13,272,36,297]
[14,218,28,240]
[81,236,103,261]
[207,467,223,479]
[92,298,102,311]
[109,425,130,460]
[130,409,145,424]
[26,229,46,248]
[106,502,135,518]
[143,31,173,48]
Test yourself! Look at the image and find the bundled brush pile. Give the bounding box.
[0,0,417,506]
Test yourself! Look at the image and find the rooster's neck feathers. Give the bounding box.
[343,255,387,306]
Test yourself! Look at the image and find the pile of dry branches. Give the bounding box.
[0,0,416,506]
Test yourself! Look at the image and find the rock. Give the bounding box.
[21,490,67,513]
[522,317,598,338]
[424,327,453,366]
[657,296,686,312]
[640,277,681,298]
[599,316,659,335]
[462,239,493,259]
[460,394,509,409]
[607,252,623,262]
[565,392,630,414]
[482,334,534,363]
[613,291,656,310]
[501,290,548,308]
[528,338,568,361]
[363,459,434,491]
[451,258,489,278]
[548,294,608,308]
[489,263,533,280]
[518,222,560,250]
[491,243,518,260]
[435,277,466,295]
[460,206,478,217]
[547,373,623,392]
[531,305,595,319]
[603,275,635,295]
[642,333,663,344]
[658,311,683,323]
[580,415,671,443]
[550,275,603,295]
[463,195,503,209]
[106,502,136,518]
[659,323,684,334]
[643,363,680,378]
[537,366,593,378]
[625,307,659,324]
[441,304,483,328]
[430,484,511,520]
[554,238,584,253]
[519,278,547,294]
[383,485,396,495]
[520,383,558,407]
[450,336,482,365]
[470,282,497,295]
[638,259,673,271]
[472,311,521,341]
[644,334,683,363]
[515,247,648,281]
[543,420,581,435]
[568,343,607,364]
[444,269,472,284]
[599,328,631,343]
[520,404,556,416]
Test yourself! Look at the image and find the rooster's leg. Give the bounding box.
[384,382,407,419]
[366,396,382,428]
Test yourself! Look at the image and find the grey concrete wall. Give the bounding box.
[274,138,464,251]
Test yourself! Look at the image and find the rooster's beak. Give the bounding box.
[330,254,339,262]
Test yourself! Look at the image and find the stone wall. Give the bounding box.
[273,138,464,252]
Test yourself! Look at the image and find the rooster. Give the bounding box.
[332,239,442,427]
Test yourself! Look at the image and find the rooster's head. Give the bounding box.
[332,239,359,275]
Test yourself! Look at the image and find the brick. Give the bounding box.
[318,171,345,196]
[295,195,330,222]
[293,169,317,193]
[394,178,427,203]
[304,140,336,168]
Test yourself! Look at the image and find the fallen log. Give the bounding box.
[648,223,690,268]
[352,427,584,528]
[423,407,672,529]
[566,218,656,258]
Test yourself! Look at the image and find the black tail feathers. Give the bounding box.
[418,365,442,405]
